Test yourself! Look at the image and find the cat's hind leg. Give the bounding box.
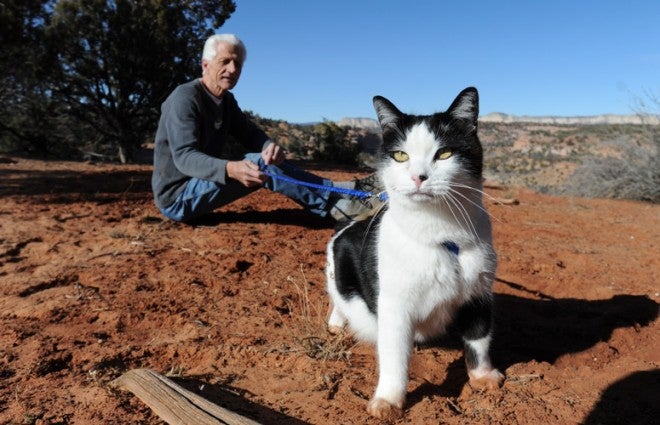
[454,296,504,390]
[325,247,346,334]
[465,336,504,389]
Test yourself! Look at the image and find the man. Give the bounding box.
[152,33,380,223]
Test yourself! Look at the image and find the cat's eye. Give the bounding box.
[389,151,409,162]
[435,148,453,161]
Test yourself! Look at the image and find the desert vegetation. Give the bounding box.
[478,122,659,203]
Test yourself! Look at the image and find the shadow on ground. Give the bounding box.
[0,167,152,200]
[185,208,335,229]
[493,282,657,367]
[175,377,311,425]
[406,287,657,405]
[583,369,659,425]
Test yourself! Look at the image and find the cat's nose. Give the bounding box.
[412,174,428,188]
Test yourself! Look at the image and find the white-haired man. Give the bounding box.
[152,34,380,222]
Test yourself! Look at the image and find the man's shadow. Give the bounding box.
[407,277,658,406]
[186,208,335,229]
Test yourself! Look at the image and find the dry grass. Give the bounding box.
[274,264,355,363]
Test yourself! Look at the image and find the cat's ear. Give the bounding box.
[373,96,403,130]
[447,87,479,125]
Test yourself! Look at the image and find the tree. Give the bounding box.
[47,0,237,162]
[1,0,235,162]
[0,0,59,155]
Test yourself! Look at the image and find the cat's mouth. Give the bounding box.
[408,190,436,201]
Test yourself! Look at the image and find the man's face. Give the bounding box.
[201,42,243,97]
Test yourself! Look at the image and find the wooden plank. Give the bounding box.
[111,368,262,425]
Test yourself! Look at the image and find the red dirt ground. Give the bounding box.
[0,156,657,424]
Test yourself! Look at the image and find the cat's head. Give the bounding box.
[372,87,483,204]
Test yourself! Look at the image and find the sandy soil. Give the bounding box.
[0,156,657,425]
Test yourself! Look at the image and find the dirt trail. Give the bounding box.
[0,157,657,424]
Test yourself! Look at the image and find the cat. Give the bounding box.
[325,87,504,420]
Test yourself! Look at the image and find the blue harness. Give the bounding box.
[443,241,460,256]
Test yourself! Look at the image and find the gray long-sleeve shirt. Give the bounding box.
[152,79,271,209]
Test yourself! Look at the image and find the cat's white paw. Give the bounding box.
[468,367,505,390]
[367,397,404,420]
[327,306,346,334]
[327,324,344,335]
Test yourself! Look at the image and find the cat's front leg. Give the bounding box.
[367,303,414,420]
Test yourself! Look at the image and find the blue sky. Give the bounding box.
[219,1,660,123]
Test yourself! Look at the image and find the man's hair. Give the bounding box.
[202,34,247,64]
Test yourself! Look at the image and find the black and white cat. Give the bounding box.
[325,87,504,420]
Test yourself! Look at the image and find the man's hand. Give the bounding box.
[226,160,267,187]
[262,142,286,166]
[226,143,285,187]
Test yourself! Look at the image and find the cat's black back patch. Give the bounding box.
[332,215,383,314]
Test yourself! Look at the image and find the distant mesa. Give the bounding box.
[478,112,660,125]
[335,113,660,128]
[336,117,381,129]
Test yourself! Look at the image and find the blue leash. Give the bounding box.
[261,164,456,254]
[260,164,388,201]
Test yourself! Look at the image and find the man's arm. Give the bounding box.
[164,87,230,185]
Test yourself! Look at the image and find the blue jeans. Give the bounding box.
[160,153,334,222]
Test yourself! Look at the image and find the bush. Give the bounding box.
[561,140,659,203]
[310,122,360,165]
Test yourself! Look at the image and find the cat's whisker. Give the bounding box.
[450,192,484,243]
[450,182,491,198]
[440,195,471,237]
[449,183,502,223]
[451,183,506,211]
[443,192,481,242]
[448,186,502,224]
[448,194,481,242]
